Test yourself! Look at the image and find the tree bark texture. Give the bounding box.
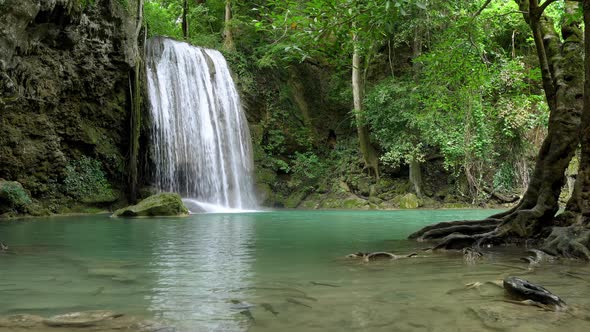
[352,33,379,178]
[223,0,235,51]
[182,0,189,40]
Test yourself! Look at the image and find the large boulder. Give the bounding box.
[111,193,189,217]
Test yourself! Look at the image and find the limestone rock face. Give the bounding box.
[0,0,140,206]
[112,193,189,217]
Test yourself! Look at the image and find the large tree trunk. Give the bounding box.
[539,0,590,260]
[410,0,585,253]
[352,33,379,178]
[491,0,583,237]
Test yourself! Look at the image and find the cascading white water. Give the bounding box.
[146,37,257,212]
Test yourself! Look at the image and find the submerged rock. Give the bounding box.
[111,193,189,217]
[0,311,175,331]
[43,310,121,327]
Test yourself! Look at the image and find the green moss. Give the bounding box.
[112,193,189,217]
[0,180,32,213]
[284,190,308,208]
[300,194,322,209]
[398,193,421,209]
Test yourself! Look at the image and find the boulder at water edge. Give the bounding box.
[111,193,189,217]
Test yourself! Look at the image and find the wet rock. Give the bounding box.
[112,193,189,217]
[43,310,121,327]
[0,311,175,331]
[0,314,44,328]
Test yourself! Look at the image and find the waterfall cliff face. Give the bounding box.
[146,37,257,212]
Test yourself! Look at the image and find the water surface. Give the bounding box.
[1,210,589,331]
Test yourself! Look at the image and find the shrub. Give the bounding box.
[64,156,116,203]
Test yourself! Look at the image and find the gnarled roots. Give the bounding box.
[409,210,590,260]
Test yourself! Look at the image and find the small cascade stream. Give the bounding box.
[146,37,257,212]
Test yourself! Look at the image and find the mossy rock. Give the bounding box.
[397,193,421,209]
[111,193,189,218]
[300,193,322,209]
[342,198,367,209]
[284,190,309,208]
[0,180,32,214]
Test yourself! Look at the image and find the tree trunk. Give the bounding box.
[491,0,583,237]
[566,0,590,219]
[352,33,379,178]
[409,158,423,198]
[223,0,235,51]
[410,26,423,196]
[409,0,585,252]
[182,0,189,40]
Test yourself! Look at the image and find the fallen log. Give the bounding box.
[503,276,566,309]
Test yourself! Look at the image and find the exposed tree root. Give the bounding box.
[409,219,501,240]
[541,225,590,260]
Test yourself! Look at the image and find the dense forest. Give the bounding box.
[1,0,590,257]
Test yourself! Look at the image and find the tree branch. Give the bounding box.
[539,0,558,14]
[472,0,494,20]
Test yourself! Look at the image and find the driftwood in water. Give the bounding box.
[503,276,567,309]
[0,241,7,251]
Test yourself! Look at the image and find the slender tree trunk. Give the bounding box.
[223,0,235,51]
[352,33,379,178]
[182,0,189,40]
[410,26,423,196]
[409,158,423,197]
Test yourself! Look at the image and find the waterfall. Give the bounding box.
[146,37,257,212]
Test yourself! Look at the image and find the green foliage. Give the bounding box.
[144,1,182,38]
[287,151,328,189]
[144,0,224,48]
[78,0,95,8]
[493,163,516,192]
[64,156,115,201]
[0,181,32,210]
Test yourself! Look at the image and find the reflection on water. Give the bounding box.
[1,210,590,332]
[147,215,256,330]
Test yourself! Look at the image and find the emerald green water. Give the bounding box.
[1,210,590,331]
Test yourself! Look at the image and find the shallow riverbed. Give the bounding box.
[1,209,590,331]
